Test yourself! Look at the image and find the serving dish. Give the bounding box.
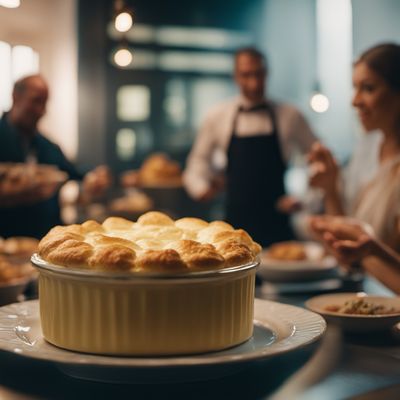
[32,254,257,355]
[0,298,326,383]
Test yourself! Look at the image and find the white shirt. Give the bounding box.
[343,131,400,248]
[183,96,316,199]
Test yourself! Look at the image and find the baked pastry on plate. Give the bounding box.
[32,211,261,355]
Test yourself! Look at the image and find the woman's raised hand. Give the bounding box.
[307,142,339,194]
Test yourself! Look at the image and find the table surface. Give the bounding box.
[0,273,399,400]
[261,276,400,400]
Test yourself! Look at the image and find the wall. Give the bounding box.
[256,0,354,163]
[255,0,400,197]
[351,0,400,149]
[315,0,353,161]
[0,0,78,160]
[255,0,316,117]
[352,0,400,56]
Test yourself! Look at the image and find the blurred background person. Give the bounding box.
[308,43,400,251]
[0,75,111,238]
[310,215,400,294]
[184,47,316,246]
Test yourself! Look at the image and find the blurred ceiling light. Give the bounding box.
[115,11,133,32]
[0,0,20,8]
[114,48,133,67]
[310,93,330,113]
[159,51,232,73]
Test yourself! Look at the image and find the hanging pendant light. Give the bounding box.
[114,46,133,67]
[310,82,329,113]
[114,0,134,33]
[115,12,133,32]
[111,0,135,68]
[310,0,330,114]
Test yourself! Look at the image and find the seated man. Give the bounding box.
[0,74,110,238]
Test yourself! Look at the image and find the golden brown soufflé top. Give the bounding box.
[38,212,261,272]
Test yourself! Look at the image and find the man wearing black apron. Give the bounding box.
[225,48,294,246]
[226,103,293,246]
[184,47,316,247]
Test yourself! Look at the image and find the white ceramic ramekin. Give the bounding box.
[31,254,258,356]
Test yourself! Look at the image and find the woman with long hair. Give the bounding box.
[309,43,400,251]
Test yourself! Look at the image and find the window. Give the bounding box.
[0,41,12,114]
[0,41,39,115]
[117,85,151,121]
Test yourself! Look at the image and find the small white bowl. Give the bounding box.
[305,292,400,332]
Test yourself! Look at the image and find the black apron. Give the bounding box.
[225,104,294,247]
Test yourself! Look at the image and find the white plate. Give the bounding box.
[305,292,400,332]
[258,242,337,282]
[0,299,325,383]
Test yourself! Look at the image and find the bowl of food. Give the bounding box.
[1,236,39,263]
[120,154,185,215]
[108,190,153,219]
[0,255,36,306]
[31,211,261,356]
[0,236,39,304]
[121,153,182,189]
[305,292,400,332]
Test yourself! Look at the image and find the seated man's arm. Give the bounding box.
[51,144,83,181]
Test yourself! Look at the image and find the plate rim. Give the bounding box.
[0,298,326,368]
